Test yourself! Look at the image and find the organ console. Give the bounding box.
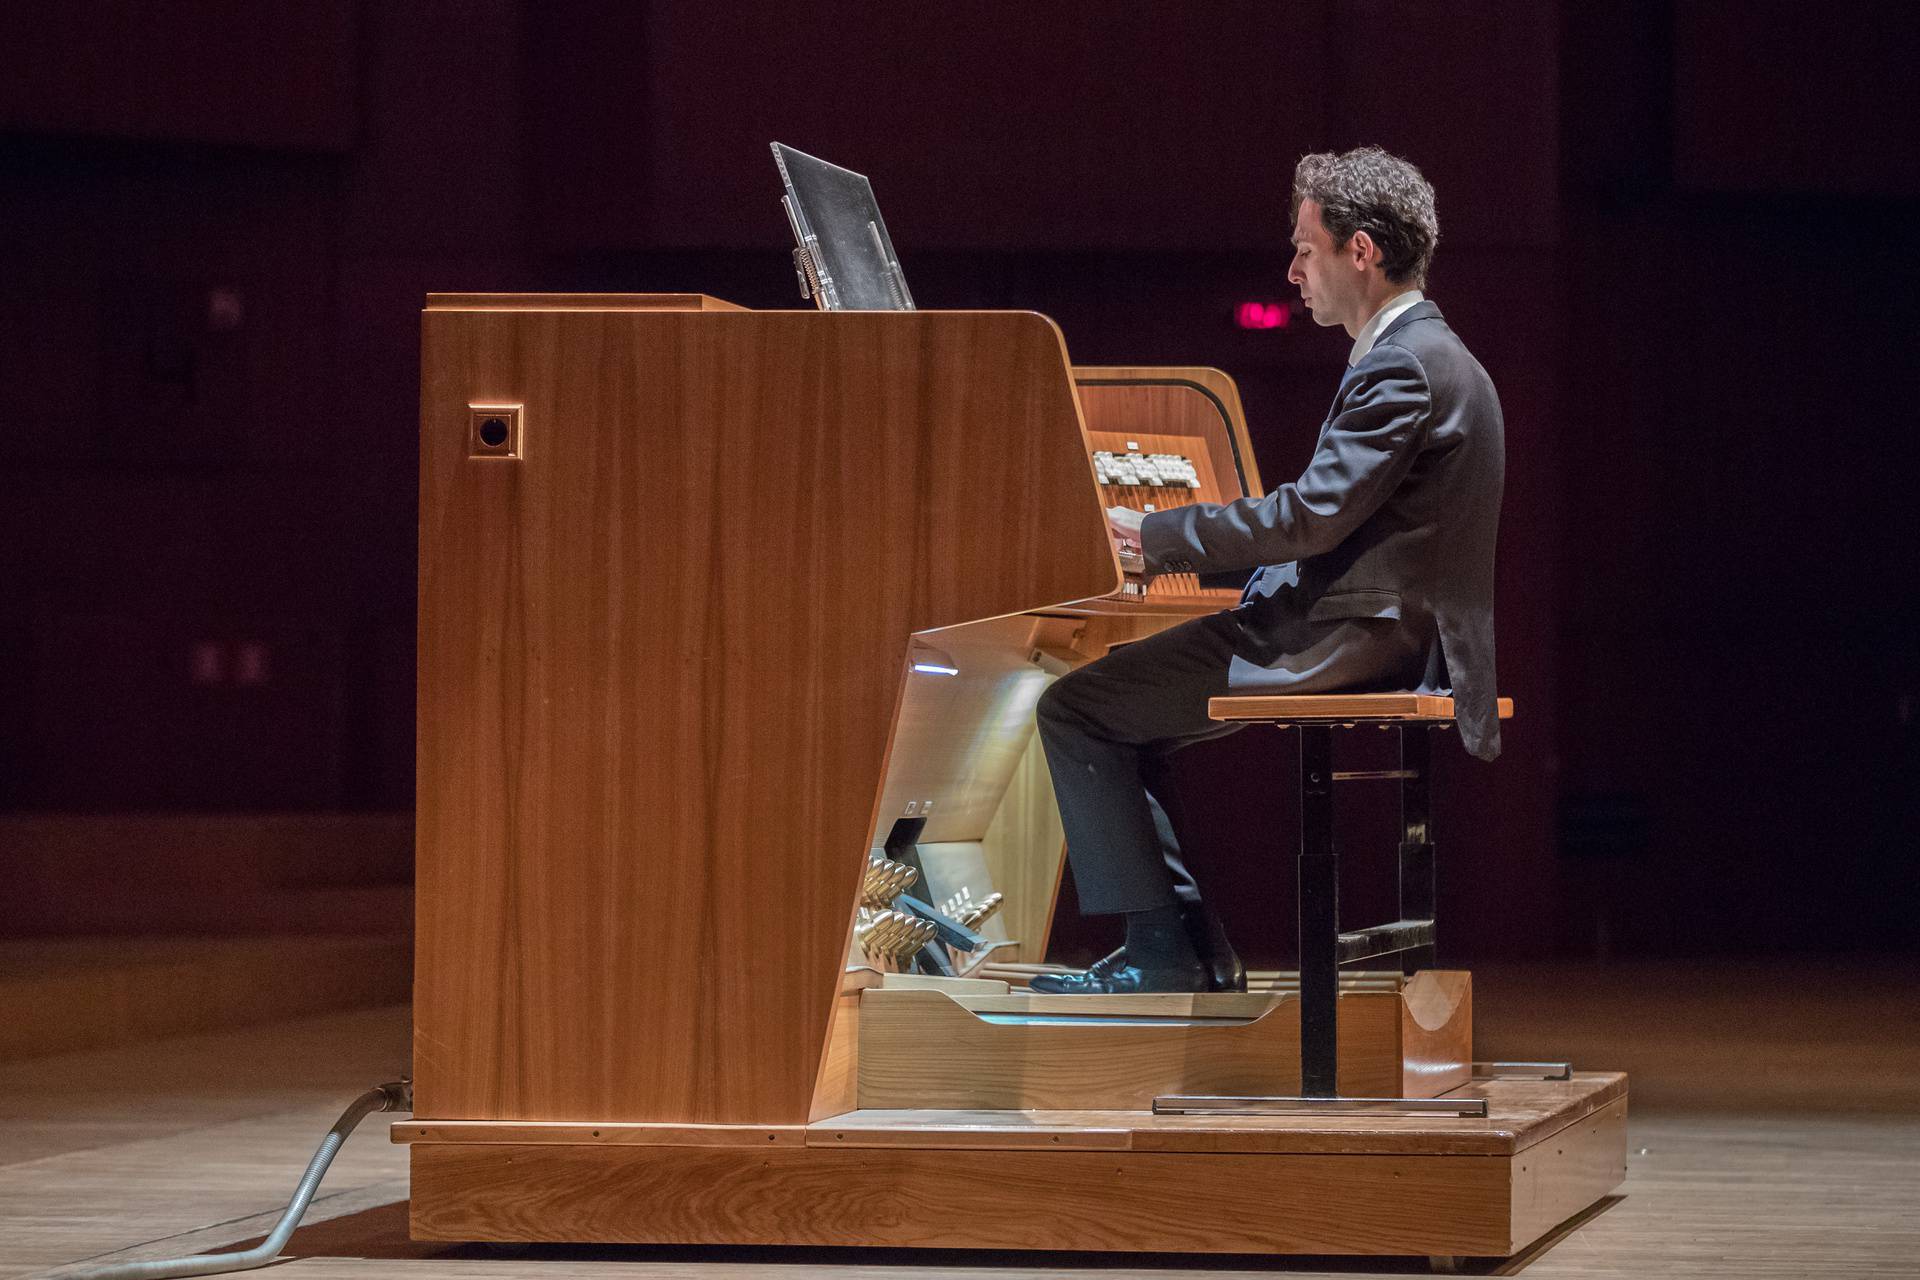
[399,293,1626,1261]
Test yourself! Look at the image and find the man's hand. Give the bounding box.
[1106,504,1146,551]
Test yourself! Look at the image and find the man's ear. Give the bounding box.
[1348,230,1381,271]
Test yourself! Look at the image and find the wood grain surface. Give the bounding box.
[392,1073,1627,1158]
[856,972,1469,1111]
[870,615,1055,843]
[806,988,863,1122]
[415,306,1117,1126]
[855,987,1436,1109]
[409,1140,1520,1255]
[394,1121,805,1146]
[971,720,1068,961]
[1402,968,1474,1096]
[400,1074,1628,1255]
[831,1072,1620,1151]
[1209,693,1518,721]
[1509,1095,1631,1251]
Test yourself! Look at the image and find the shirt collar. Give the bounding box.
[1348,289,1425,366]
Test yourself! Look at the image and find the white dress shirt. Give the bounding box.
[1348,289,1426,366]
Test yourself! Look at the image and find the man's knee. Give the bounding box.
[1037,665,1104,737]
[1036,673,1074,730]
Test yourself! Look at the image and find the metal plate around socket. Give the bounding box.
[468,404,523,459]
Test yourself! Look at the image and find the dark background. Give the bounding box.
[2,1,1915,964]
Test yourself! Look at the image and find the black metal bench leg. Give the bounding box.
[1299,724,1338,1097]
[1150,718,1487,1118]
[1399,725,1436,975]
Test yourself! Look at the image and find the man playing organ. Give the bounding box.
[1031,146,1507,995]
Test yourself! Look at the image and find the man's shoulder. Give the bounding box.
[1377,305,1460,359]
[1379,310,1492,387]
[1375,320,1500,435]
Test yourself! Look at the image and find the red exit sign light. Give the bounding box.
[1235,301,1292,330]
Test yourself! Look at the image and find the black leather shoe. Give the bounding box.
[1028,960,1210,994]
[1182,903,1247,994]
[1078,916,1246,992]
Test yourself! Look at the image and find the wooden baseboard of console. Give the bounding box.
[402,1072,1626,1259]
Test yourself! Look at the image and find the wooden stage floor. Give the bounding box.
[5,958,1916,1279]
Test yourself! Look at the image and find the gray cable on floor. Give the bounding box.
[58,1079,413,1280]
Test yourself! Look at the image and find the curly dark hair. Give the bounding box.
[1292,147,1439,286]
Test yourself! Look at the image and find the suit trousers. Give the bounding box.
[1037,605,1431,916]
[1035,613,1246,916]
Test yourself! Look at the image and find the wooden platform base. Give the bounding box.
[399,1072,1627,1258]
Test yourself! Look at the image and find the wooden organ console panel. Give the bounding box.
[404,293,1626,1259]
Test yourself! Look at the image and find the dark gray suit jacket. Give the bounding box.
[1140,301,1505,759]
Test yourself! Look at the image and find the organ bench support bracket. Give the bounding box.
[1337,918,1437,964]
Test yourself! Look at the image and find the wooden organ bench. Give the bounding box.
[398,292,1627,1267]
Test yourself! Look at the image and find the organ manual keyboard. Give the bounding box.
[400,293,1627,1261]
[1073,366,1259,608]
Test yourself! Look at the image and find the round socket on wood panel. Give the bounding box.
[468,404,523,458]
